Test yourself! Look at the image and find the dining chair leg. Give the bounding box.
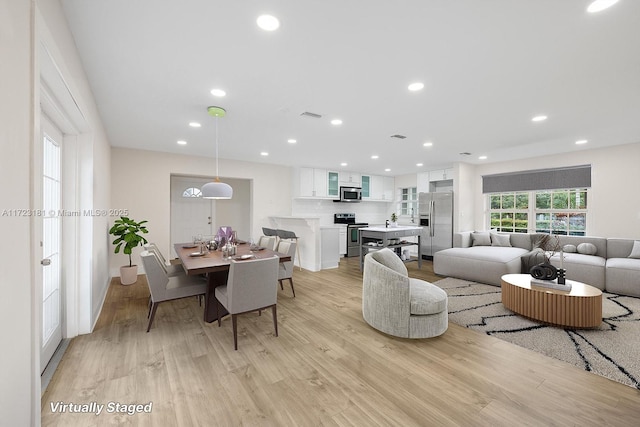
[272,305,278,337]
[216,298,222,327]
[278,279,284,290]
[232,314,238,350]
[147,302,159,332]
[147,296,152,318]
[288,278,296,298]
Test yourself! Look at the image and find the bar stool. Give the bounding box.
[276,229,302,271]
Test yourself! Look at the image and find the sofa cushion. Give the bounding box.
[605,258,640,297]
[490,232,511,247]
[577,242,598,255]
[472,231,491,246]
[409,279,447,315]
[629,241,640,259]
[563,244,577,253]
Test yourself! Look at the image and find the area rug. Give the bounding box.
[434,277,640,389]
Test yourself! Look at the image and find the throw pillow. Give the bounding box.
[577,242,597,255]
[563,244,577,253]
[471,231,491,246]
[490,232,512,247]
[629,240,640,259]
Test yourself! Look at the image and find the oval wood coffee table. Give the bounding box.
[501,273,602,328]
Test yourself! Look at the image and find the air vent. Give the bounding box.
[300,111,322,119]
[390,134,407,139]
[459,152,472,156]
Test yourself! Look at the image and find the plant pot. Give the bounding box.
[389,222,398,228]
[119,265,138,285]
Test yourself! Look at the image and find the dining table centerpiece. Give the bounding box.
[109,216,149,285]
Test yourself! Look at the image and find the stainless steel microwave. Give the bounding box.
[337,186,362,202]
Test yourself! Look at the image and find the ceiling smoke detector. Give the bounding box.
[390,134,407,139]
[300,111,322,119]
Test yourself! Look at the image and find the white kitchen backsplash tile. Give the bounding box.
[292,199,391,226]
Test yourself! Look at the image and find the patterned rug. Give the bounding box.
[435,277,640,389]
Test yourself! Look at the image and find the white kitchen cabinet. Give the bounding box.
[320,226,340,269]
[382,176,394,201]
[338,225,347,256]
[297,167,328,198]
[417,172,430,194]
[368,175,383,200]
[429,168,453,182]
[339,171,361,187]
[326,170,338,197]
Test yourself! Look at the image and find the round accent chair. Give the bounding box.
[363,248,448,338]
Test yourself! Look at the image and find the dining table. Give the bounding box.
[173,242,291,323]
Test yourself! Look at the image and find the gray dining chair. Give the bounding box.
[276,240,297,297]
[257,235,277,250]
[140,251,207,332]
[276,229,302,270]
[214,255,280,350]
[143,243,184,277]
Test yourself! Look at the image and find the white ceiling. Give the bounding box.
[60,0,640,176]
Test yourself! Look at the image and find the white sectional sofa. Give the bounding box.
[434,231,640,297]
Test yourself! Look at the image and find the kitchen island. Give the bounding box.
[359,226,423,270]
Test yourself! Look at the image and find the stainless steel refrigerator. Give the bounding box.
[418,192,453,257]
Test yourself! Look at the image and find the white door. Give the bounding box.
[40,118,63,372]
[170,176,215,256]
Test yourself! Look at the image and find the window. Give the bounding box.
[488,189,588,235]
[489,192,529,233]
[182,187,202,198]
[398,187,418,218]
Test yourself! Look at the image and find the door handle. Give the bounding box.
[41,258,51,266]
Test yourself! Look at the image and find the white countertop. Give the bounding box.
[360,226,423,232]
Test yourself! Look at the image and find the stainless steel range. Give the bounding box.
[334,213,368,257]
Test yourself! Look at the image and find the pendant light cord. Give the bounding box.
[215,115,220,180]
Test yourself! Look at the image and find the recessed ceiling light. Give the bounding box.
[575,139,588,145]
[408,82,424,91]
[257,14,280,31]
[210,88,226,97]
[416,163,423,167]
[478,155,487,160]
[531,115,548,122]
[287,139,297,144]
[384,168,391,172]
[587,0,619,13]
[340,162,348,167]
[189,122,201,128]
[260,152,269,156]
[423,141,433,147]
[371,155,379,159]
[177,140,187,145]
[331,119,343,125]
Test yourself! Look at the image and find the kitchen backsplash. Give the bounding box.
[292,199,392,226]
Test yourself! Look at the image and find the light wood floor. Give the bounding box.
[42,257,640,426]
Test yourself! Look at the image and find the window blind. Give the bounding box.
[482,164,591,193]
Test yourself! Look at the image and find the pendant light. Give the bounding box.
[201,106,233,199]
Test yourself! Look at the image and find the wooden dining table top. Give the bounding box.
[173,242,290,276]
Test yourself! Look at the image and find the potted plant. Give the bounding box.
[109,216,149,285]
[390,213,398,227]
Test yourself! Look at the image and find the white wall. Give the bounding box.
[0,2,35,425]
[467,142,640,239]
[110,147,292,275]
[0,1,113,424]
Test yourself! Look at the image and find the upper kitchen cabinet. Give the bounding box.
[429,168,453,182]
[339,172,361,187]
[367,175,394,201]
[417,172,430,194]
[327,171,339,197]
[296,167,329,198]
